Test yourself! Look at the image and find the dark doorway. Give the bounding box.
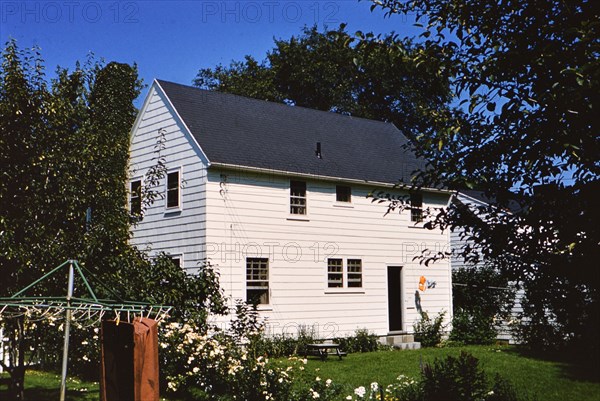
[387,266,403,332]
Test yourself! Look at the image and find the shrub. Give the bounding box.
[421,351,488,401]
[452,266,515,345]
[336,328,380,353]
[413,311,446,347]
[450,309,497,345]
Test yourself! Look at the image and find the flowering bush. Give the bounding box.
[162,320,313,400]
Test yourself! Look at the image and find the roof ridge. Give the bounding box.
[155,79,397,129]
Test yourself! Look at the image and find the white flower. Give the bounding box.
[315,376,321,382]
[370,382,379,392]
[326,379,332,387]
[311,390,320,399]
[192,367,200,374]
[346,396,353,400]
[354,386,366,398]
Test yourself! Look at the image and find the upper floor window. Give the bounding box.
[130,179,142,215]
[336,185,351,203]
[410,193,423,222]
[246,257,269,305]
[290,180,307,215]
[166,169,181,209]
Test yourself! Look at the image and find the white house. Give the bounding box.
[128,80,453,341]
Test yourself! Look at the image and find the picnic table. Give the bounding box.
[305,343,347,360]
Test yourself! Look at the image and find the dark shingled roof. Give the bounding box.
[157,79,427,185]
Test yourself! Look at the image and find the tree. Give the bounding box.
[0,40,227,398]
[194,24,453,139]
[370,0,599,354]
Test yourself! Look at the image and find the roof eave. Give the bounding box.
[209,162,452,194]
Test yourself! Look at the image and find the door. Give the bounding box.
[387,266,403,332]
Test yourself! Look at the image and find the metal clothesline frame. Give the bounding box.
[0,259,172,401]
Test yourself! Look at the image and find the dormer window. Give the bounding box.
[290,180,307,215]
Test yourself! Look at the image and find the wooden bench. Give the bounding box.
[305,343,347,360]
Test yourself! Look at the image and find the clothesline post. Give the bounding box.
[59,260,75,401]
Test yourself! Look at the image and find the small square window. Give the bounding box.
[166,170,180,209]
[130,180,142,215]
[327,258,343,288]
[290,180,307,215]
[169,256,182,269]
[410,193,423,222]
[336,185,351,203]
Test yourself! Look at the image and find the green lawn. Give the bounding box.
[0,370,100,401]
[298,345,600,401]
[2,346,598,401]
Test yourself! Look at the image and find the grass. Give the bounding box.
[0,370,99,401]
[0,370,175,401]
[298,345,600,401]
[2,346,598,400]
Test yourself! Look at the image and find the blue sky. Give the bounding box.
[0,0,419,104]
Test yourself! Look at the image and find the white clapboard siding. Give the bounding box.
[206,168,452,337]
[129,85,209,273]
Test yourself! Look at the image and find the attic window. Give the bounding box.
[130,179,142,216]
[166,169,181,210]
[290,180,307,215]
[336,185,351,203]
[410,193,423,222]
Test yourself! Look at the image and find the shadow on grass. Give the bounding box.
[503,346,600,383]
[0,386,100,401]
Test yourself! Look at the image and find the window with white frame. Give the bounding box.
[327,258,363,288]
[290,180,307,215]
[166,169,181,209]
[327,258,343,287]
[246,258,269,304]
[410,192,423,222]
[169,254,183,269]
[130,179,142,215]
[347,259,363,287]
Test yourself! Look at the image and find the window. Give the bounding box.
[410,193,423,222]
[130,179,142,215]
[246,258,269,304]
[336,185,351,203]
[169,255,182,269]
[166,169,180,209]
[290,180,307,215]
[327,258,363,288]
[347,259,363,287]
[327,258,343,287]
